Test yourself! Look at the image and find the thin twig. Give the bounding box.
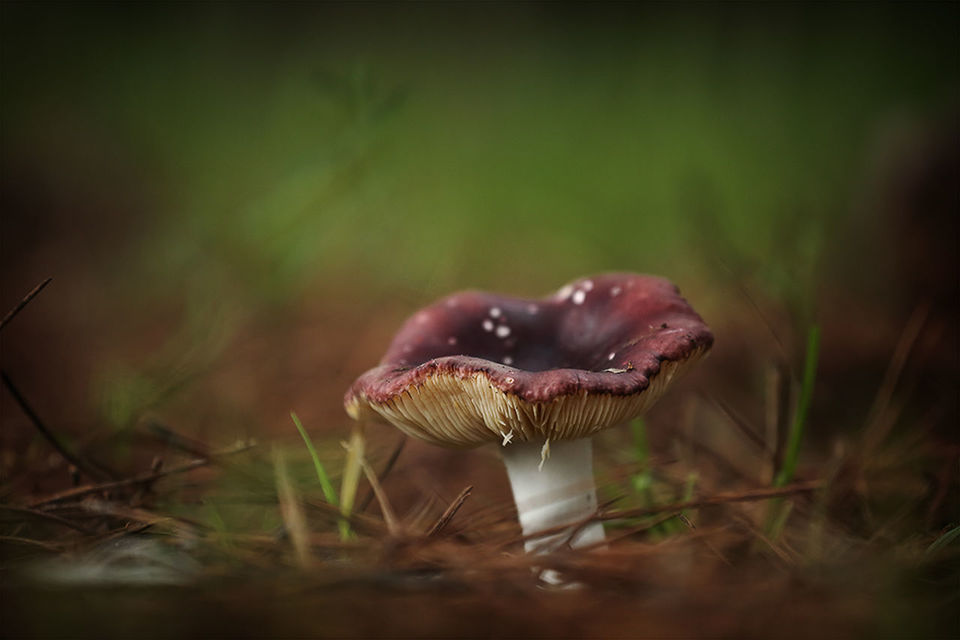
[687,439,759,485]
[304,499,385,536]
[358,436,406,513]
[0,535,63,552]
[582,512,683,549]
[2,370,113,481]
[863,303,930,451]
[501,482,821,549]
[733,511,797,567]
[0,277,52,331]
[222,532,368,550]
[143,418,211,459]
[274,447,313,568]
[676,513,734,566]
[97,522,155,544]
[707,394,767,451]
[29,440,255,507]
[29,459,208,507]
[360,458,400,536]
[405,496,439,532]
[80,498,211,533]
[716,260,789,361]
[0,504,96,534]
[600,481,822,521]
[426,485,473,537]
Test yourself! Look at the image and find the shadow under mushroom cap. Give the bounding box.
[345,273,713,447]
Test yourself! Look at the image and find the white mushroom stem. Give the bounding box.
[500,438,606,553]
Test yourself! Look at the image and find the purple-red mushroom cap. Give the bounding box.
[344,273,713,448]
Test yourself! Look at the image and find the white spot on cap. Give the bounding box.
[495,325,511,338]
[556,284,574,301]
[489,307,502,318]
[572,290,586,305]
[608,352,616,360]
[527,303,539,314]
[447,336,457,345]
[482,319,494,332]
[503,355,513,365]
[504,376,515,384]
[610,286,622,297]
[582,280,594,291]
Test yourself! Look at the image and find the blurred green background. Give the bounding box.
[1,3,957,444]
[2,8,958,636]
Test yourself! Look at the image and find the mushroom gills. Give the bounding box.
[500,438,605,554]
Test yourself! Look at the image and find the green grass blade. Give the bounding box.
[630,419,681,536]
[290,411,338,507]
[764,325,820,542]
[206,501,235,552]
[338,425,365,541]
[926,524,960,555]
[631,418,650,465]
[629,419,655,501]
[775,325,821,488]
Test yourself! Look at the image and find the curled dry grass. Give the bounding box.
[1,412,955,639]
[0,282,957,639]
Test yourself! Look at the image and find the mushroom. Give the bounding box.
[344,273,713,558]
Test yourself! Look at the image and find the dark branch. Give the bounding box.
[426,485,472,537]
[0,277,53,331]
[358,435,406,513]
[1,370,112,481]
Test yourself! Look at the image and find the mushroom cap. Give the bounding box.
[345,273,713,448]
